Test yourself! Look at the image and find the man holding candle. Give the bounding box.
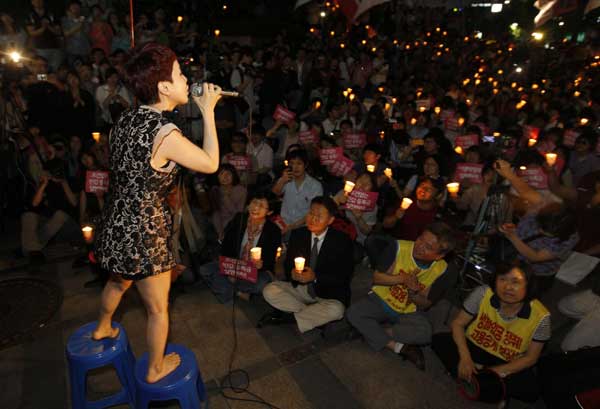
[259,196,354,333]
[347,222,457,370]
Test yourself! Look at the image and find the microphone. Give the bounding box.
[190,83,239,98]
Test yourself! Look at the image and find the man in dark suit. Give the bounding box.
[259,196,354,333]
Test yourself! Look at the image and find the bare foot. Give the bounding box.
[146,352,181,383]
[92,325,120,340]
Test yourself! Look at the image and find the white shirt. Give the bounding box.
[310,228,328,255]
[280,174,323,225]
[247,140,273,172]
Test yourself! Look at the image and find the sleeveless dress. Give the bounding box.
[97,106,179,279]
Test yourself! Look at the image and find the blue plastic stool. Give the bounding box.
[134,344,207,409]
[66,321,136,409]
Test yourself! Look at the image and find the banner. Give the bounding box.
[329,156,355,177]
[343,132,367,149]
[319,147,343,166]
[517,167,548,189]
[454,134,479,149]
[273,105,296,124]
[455,163,483,184]
[225,154,252,171]
[334,0,391,21]
[85,171,109,193]
[346,189,378,211]
[298,129,320,145]
[219,256,258,283]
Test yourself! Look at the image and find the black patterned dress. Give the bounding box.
[97,106,180,279]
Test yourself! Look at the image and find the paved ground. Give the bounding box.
[0,224,587,409]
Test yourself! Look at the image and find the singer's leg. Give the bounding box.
[93,275,133,340]
[136,271,180,383]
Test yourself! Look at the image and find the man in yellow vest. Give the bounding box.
[346,222,457,370]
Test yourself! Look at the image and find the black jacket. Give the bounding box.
[221,212,282,273]
[284,226,354,306]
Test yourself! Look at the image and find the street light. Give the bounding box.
[9,50,22,63]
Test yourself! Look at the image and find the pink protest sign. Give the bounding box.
[517,167,548,189]
[454,134,479,149]
[445,117,460,132]
[298,129,320,145]
[219,256,258,283]
[319,147,343,166]
[455,163,483,184]
[225,154,252,171]
[328,156,355,177]
[346,189,378,211]
[270,214,287,231]
[343,132,366,149]
[563,130,579,147]
[85,171,109,193]
[273,105,296,124]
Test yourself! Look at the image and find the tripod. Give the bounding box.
[458,179,511,292]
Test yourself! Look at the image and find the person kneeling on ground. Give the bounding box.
[258,196,354,333]
[346,222,457,370]
[432,262,550,404]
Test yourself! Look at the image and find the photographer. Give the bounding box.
[95,67,131,128]
[21,158,78,263]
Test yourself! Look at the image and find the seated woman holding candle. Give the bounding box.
[432,262,550,404]
[208,163,247,242]
[402,155,447,201]
[332,172,379,246]
[198,191,282,303]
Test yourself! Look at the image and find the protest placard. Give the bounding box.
[219,256,258,283]
[454,134,479,149]
[346,189,378,211]
[329,156,355,177]
[455,163,483,183]
[225,154,252,171]
[517,167,548,189]
[273,104,296,124]
[319,147,343,166]
[299,129,320,145]
[85,171,109,193]
[343,132,366,149]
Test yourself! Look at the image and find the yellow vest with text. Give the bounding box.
[466,287,550,362]
[372,240,447,314]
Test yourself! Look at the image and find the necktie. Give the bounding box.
[309,237,319,271]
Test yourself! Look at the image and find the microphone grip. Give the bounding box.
[190,83,239,97]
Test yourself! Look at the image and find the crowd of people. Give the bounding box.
[1,0,600,406]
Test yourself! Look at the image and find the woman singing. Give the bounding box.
[93,42,221,383]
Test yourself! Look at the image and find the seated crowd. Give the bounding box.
[2,1,600,406]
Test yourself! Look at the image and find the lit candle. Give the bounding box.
[457,117,465,127]
[82,225,94,243]
[545,153,557,166]
[580,118,589,126]
[294,257,305,272]
[276,246,282,260]
[177,16,183,23]
[384,168,392,179]
[344,180,355,194]
[454,146,464,155]
[519,166,527,171]
[446,182,460,197]
[284,160,289,167]
[434,106,441,115]
[92,132,101,143]
[401,198,413,210]
[366,164,375,173]
[250,247,262,262]
[528,138,537,147]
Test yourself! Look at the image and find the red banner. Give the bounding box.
[219,256,258,283]
[454,134,479,149]
[298,129,320,145]
[273,104,296,124]
[343,132,367,149]
[517,167,548,189]
[225,154,252,171]
[319,147,343,166]
[85,171,109,193]
[563,130,579,147]
[455,163,483,184]
[329,156,355,177]
[346,189,378,211]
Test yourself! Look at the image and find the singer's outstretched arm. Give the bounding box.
[154,83,221,174]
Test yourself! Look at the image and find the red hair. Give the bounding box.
[125,42,177,104]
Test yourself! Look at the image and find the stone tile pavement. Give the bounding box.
[0,229,586,409]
